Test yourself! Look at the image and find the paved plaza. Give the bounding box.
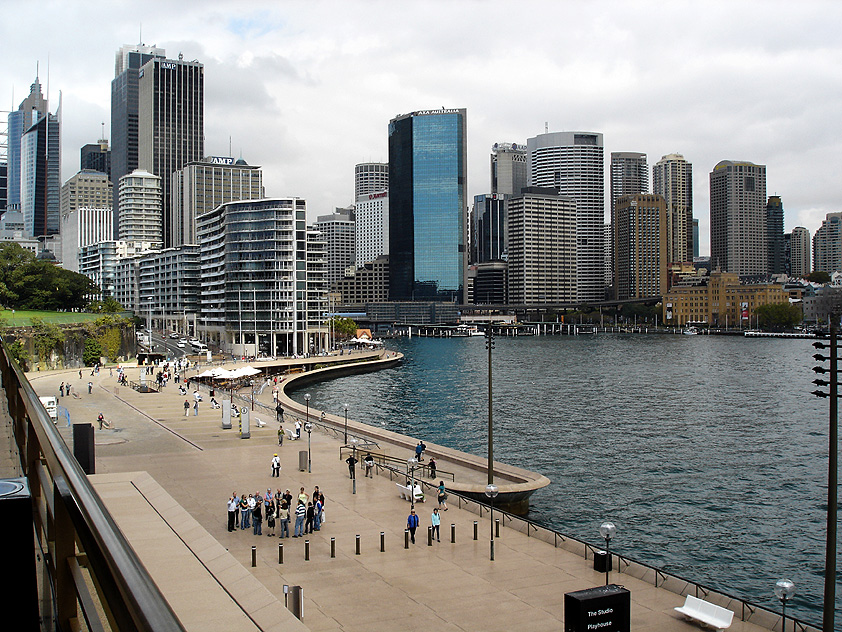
[24,362,796,632]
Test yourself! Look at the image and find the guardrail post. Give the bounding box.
[451,523,456,543]
[251,545,256,567]
[54,478,77,629]
[331,537,336,558]
[355,534,360,555]
[427,525,433,546]
[380,531,385,552]
[405,529,409,549]
[305,539,310,561]
[495,518,500,538]
[279,542,283,564]
[473,520,478,540]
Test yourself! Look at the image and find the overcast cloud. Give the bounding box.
[3,0,840,255]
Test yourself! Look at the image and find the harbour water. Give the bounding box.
[296,333,839,627]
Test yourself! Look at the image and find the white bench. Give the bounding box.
[285,428,298,441]
[674,595,734,631]
[396,483,424,503]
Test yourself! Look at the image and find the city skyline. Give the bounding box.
[3,2,840,255]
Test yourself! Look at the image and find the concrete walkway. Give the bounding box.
[25,363,799,632]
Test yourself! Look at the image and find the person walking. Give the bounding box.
[346,453,358,479]
[431,507,441,542]
[437,481,448,510]
[364,453,374,478]
[278,502,290,538]
[271,453,281,477]
[407,509,419,544]
[293,500,306,537]
[295,419,301,438]
[277,424,284,446]
[252,497,263,536]
[429,457,437,479]
[184,400,190,416]
[97,413,105,430]
[415,441,425,463]
[60,382,65,397]
[193,400,199,416]
[87,381,93,394]
[227,495,238,532]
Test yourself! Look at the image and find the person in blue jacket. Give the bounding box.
[407,509,419,544]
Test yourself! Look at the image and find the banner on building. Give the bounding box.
[741,302,749,320]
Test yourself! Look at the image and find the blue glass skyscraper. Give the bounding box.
[388,108,466,302]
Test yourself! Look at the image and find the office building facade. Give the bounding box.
[766,196,785,275]
[388,108,467,302]
[332,255,389,305]
[60,170,112,217]
[789,227,810,278]
[355,190,388,265]
[7,76,49,211]
[20,112,61,237]
[473,193,507,263]
[60,206,114,273]
[709,160,767,276]
[81,138,111,179]
[507,187,577,304]
[118,170,162,245]
[653,153,693,265]
[613,194,668,300]
[491,142,527,196]
[814,213,842,275]
[172,156,263,246]
[138,54,204,247]
[314,208,356,287]
[527,131,604,302]
[355,162,389,199]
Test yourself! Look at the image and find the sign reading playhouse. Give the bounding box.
[564,585,630,632]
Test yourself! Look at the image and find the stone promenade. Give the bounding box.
[25,361,798,632]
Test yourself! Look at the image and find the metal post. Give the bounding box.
[451,523,456,543]
[305,539,310,561]
[278,542,283,564]
[355,534,360,555]
[251,545,256,567]
[343,403,349,445]
[331,537,335,558]
[486,327,494,485]
[495,518,500,538]
[381,531,385,552]
[473,520,478,540]
[427,525,433,546]
[825,321,838,632]
[490,499,495,561]
[405,529,409,549]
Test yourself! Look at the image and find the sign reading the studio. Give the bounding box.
[564,585,630,632]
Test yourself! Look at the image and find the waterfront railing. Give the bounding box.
[0,339,185,631]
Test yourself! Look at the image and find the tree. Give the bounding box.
[754,302,802,331]
[83,338,102,366]
[30,317,65,367]
[7,339,29,372]
[807,271,831,284]
[329,316,358,339]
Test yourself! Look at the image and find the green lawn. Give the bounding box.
[0,310,125,327]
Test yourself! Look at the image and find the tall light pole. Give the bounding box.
[343,402,349,444]
[485,483,498,561]
[350,437,358,494]
[775,579,795,632]
[599,522,617,585]
[305,422,313,473]
[407,457,418,511]
[485,327,495,485]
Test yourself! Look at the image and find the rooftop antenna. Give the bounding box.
[544,121,548,134]
[229,135,232,157]
[139,22,142,45]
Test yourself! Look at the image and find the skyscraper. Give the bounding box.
[613,194,668,299]
[491,142,527,196]
[118,169,162,245]
[473,194,507,263]
[526,131,604,302]
[80,138,111,179]
[110,43,166,222]
[789,226,810,278]
[766,195,785,275]
[610,152,648,214]
[20,111,60,237]
[315,208,356,287]
[709,160,767,276]
[137,53,204,247]
[7,76,49,211]
[355,190,388,265]
[653,153,693,265]
[813,213,842,275]
[355,163,389,199]
[388,108,467,302]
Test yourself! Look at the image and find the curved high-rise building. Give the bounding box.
[118,169,162,245]
[355,163,389,199]
[653,153,693,265]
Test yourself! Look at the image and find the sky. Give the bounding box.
[4,0,841,256]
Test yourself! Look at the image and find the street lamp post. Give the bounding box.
[305,422,313,473]
[599,522,617,585]
[343,402,349,445]
[350,437,358,494]
[485,483,498,561]
[485,327,495,485]
[250,379,255,411]
[407,457,418,511]
[774,579,795,632]
[304,392,311,429]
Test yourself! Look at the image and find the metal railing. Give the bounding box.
[338,446,455,482]
[0,339,185,631]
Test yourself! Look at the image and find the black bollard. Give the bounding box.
[427,525,433,546]
[451,523,456,543]
[251,545,256,567]
[405,529,409,549]
[496,518,500,538]
[305,539,310,561]
[355,534,361,555]
[278,542,284,564]
[381,531,385,552]
[330,537,335,558]
[473,520,478,540]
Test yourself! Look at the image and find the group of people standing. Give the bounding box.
[227,486,327,539]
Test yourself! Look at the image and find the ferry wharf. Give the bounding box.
[7,349,821,631]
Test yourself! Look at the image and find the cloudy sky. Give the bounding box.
[4,1,840,255]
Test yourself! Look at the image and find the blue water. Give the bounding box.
[294,334,839,627]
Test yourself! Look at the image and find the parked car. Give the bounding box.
[177,341,186,348]
[169,332,180,339]
[39,396,58,422]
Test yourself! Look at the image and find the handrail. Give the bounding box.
[338,445,455,482]
[1,338,185,631]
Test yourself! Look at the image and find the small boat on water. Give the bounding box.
[452,325,483,337]
[683,327,699,335]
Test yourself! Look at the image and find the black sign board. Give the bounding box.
[564,584,630,632]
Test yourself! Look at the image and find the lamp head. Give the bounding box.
[599,521,617,541]
[407,457,418,468]
[774,579,795,601]
[343,402,349,412]
[485,484,499,498]
[304,393,311,402]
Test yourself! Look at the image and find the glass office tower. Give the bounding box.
[388,108,466,302]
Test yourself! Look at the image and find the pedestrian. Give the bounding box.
[87,381,93,394]
[314,497,322,531]
[278,424,284,446]
[266,499,276,536]
[234,492,240,528]
[252,496,263,536]
[242,494,253,530]
[437,481,448,510]
[364,453,374,478]
[305,502,315,534]
[298,487,309,506]
[346,453,358,479]
[79,370,82,379]
[59,382,65,397]
[194,400,199,416]
[295,419,301,438]
[415,441,424,463]
[429,457,437,479]
[271,453,281,477]
[278,502,290,538]
[97,413,105,430]
[293,500,306,537]
[407,509,419,544]
[431,507,441,542]
[184,400,190,416]
[227,494,238,532]
[283,489,293,508]
[66,383,71,396]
